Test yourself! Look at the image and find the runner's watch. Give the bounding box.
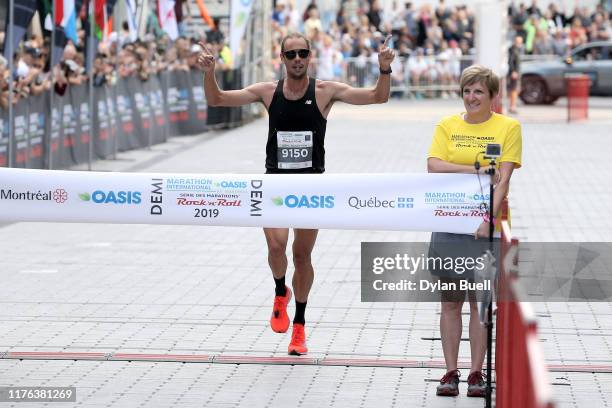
[379,67,392,75]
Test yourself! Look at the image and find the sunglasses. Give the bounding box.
[283,49,310,60]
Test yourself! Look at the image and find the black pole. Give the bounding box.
[485,158,496,408]
[7,0,14,168]
[88,0,95,170]
[48,3,56,170]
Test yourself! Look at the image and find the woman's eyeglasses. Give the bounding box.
[283,49,310,60]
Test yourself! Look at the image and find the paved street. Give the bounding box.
[1,98,612,407]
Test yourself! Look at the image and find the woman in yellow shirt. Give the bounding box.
[427,65,522,397]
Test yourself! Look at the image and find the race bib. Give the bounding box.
[277,131,313,169]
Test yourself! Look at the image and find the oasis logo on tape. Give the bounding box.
[79,190,142,205]
[271,195,334,209]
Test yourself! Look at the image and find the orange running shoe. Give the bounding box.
[288,323,308,355]
[270,286,292,333]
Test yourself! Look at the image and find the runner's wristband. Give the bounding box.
[379,67,392,75]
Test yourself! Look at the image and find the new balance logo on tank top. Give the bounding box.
[266,78,327,173]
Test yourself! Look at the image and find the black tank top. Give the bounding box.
[266,78,327,173]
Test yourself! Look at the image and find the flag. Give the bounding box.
[194,0,215,29]
[125,0,138,41]
[60,0,78,43]
[78,0,87,20]
[90,0,117,40]
[37,0,53,31]
[230,0,254,61]
[157,0,179,40]
[94,0,107,39]
[48,0,74,67]
[3,0,38,60]
[105,0,118,35]
[136,0,150,38]
[55,0,64,25]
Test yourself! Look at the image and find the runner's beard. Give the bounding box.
[287,66,307,80]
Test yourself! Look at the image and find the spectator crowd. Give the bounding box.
[270,0,611,95]
[0,12,232,110]
[272,0,477,95]
[1,0,611,109]
[508,1,611,56]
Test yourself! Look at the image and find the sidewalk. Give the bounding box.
[1,99,611,407]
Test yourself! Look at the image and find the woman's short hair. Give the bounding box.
[459,65,499,98]
[280,32,311,53]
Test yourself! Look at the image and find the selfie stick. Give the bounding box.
[474,144,498,408]
[485,153,496,408]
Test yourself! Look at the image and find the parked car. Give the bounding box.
[520,41,612,104]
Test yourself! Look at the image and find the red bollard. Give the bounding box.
[566,74,590,122]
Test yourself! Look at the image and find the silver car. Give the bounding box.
[520,41,612,104]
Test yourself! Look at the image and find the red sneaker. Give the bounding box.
[288,323,308,355]
[270,286,292,333]
[467,371,486,397]
[436,369,460,396]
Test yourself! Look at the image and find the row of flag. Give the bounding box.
[3,0,216,66]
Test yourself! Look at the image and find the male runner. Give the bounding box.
[197,32,395,355]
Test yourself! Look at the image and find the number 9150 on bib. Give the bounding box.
[276,131,313,169]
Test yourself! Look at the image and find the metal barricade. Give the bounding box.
[273,55,477,98]
[271,53,565,100]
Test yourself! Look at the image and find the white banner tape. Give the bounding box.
[0,168,491,233]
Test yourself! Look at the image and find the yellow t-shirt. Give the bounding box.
[428,112,522,168]
[428,112,523,229]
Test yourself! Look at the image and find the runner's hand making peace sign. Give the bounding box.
[378,35,396,69]
[196,41,216,73]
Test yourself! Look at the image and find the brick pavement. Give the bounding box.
[1,98,611,407]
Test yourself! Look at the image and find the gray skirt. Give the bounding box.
[428,232,500,281]
[428,232,501,302]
